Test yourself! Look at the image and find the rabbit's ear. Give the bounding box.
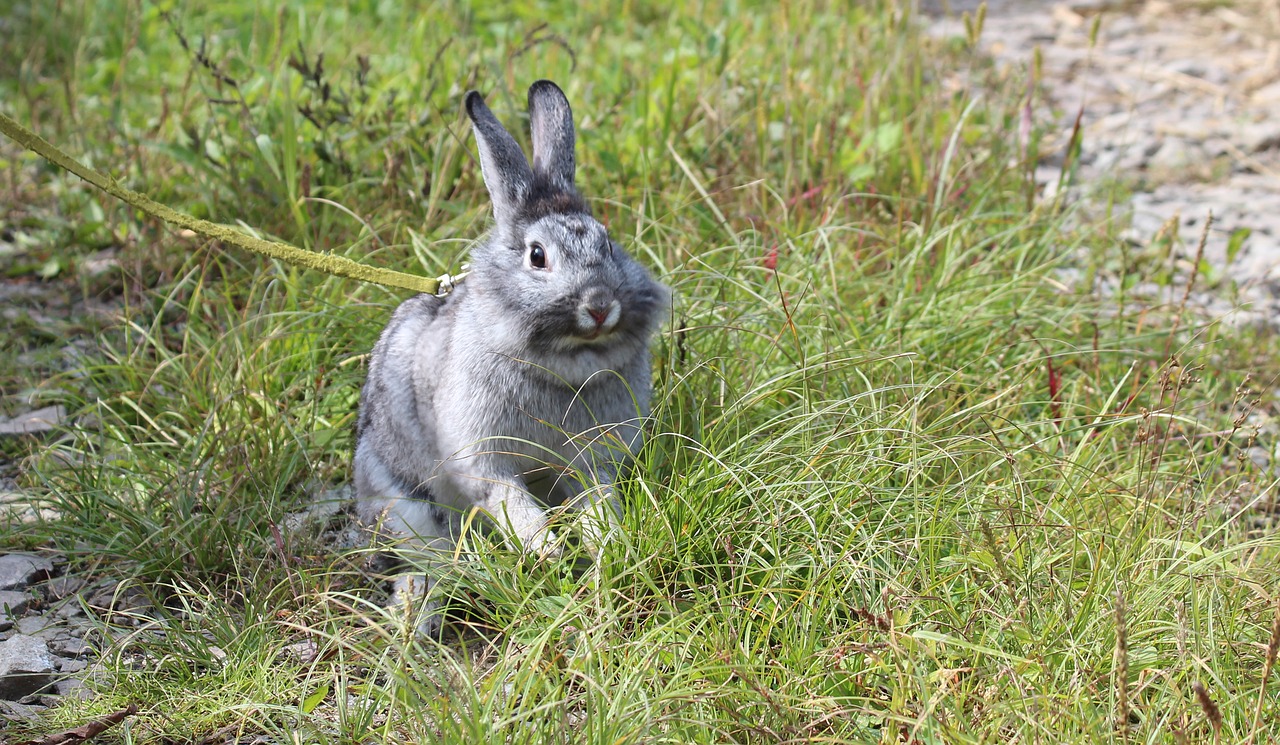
[466,90,534,225]
[527,80,576,193]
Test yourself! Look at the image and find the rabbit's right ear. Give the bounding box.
[527,80,576,194]
[466,91,533,225]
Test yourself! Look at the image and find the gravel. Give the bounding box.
[0,554,53,592]
[928,0,1280,327]
[0,406,67,437]
[0,482,366,720]
[0,553,101,721]
[0,634,56,700]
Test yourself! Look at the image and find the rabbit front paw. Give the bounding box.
[390,573,447,639]
[517,524,563,559]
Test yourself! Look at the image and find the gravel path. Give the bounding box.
[930,0,1280,326]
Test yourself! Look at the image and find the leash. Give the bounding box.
[0,112,448,295]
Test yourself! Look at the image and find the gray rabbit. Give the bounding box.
[354,80,669,635]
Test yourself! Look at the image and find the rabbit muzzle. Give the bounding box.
[576,288,621,340]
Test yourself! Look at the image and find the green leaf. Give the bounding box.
[912,630,1033,664]
[874,121,902,152]
[533,594,572,619]
[255,133,282,182]
[510,618,551,646]
[1226,227,1251,264]
[302,683,329,714]
[204,138,224,165]
[848,163,875,184]
[38,258,61,279]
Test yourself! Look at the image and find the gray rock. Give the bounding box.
[1201,137,1233,158]
[0,554,53,591]
[54,676,92,700]
[1149,138,1204,172]
[1252,80,1280,108]
[60,619,90,638]
[1167,58,1208,79]
[36,630,70,646]
[285,484,355,534]
[0,698,46,720]
[0,635,55,700]
[42,575,88,600]
[54,598,86,619]
[0,490,57,524]
[0,590,32,618]
[14,616,49,636]
[282,639,319,664]
[923,0,1280,331]
[1242,123,1280,154]
[86,581,150,618]
[19,693,62,708]
[0,405,66,436]
[57,658,88,673]
[51,636,91,658]
[77,248,120,278]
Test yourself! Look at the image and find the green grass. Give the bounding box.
[2,0,1278,742]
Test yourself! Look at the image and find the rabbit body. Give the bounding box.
[354,81,667,634]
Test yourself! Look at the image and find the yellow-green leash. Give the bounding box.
[0,112,440,295]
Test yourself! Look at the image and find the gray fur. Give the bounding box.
[528,80,576,193]
[354,80,669,636]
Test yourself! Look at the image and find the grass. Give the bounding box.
[1,0,1278,742]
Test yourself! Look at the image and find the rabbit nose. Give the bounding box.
[580,290,620,331]
[587,301,619,328]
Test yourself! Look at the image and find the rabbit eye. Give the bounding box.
[529,243,547,269]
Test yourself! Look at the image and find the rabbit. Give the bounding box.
[353,80,669,637]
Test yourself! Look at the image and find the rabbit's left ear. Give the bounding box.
[466,90,534,226]
[527,80,576,194]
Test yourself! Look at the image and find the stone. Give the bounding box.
[0,405,66,436]
[0,554,53,591]
[283,640,319,664]
[57,658,88,673]
[86,581,149,615]
[923,0,1280,332]
[18,692,61,708]
[35,630,70,647]
[54,599,86,619]
[285,484,354,533]
[42,575,88,600]
[54,676,92,701]
[50,636,91,658]
[14,616,49,636]
[0,698,46,720]
[1252,80,1280,108]
[0,490,59,524]
[1201,137,1233,158]
[1242,123,1280,154]
[1166,58,1209,79]
[60,619,90,638]
[76,248,120,278]
[1148,138,1204,172]
[0,590,32,618]
[0,635,55,700]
